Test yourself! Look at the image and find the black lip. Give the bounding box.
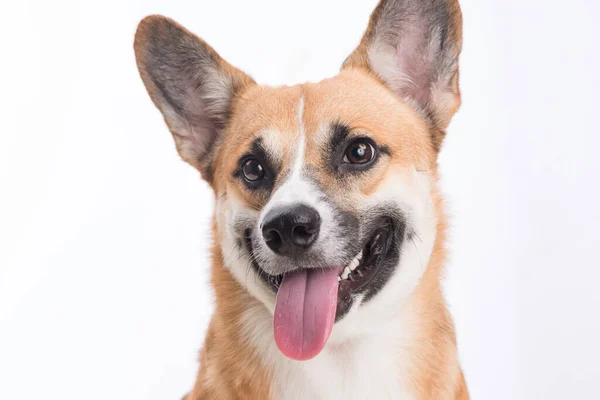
[244,217,398,322]
[335,220,394,319]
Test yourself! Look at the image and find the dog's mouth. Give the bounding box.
[245,219,394,299]
[243,218,395,360]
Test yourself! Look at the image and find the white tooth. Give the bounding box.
[341,266,351,280]
[357,250,363,260]
[349,257,360,271]
[338,276,341,282]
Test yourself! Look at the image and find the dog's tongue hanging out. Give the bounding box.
[273,268,339,360]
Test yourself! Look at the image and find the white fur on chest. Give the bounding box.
[272,341,412,400]
[241,306,414,400]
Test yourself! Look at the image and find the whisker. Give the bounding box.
[411,237,424,272]
[413,231,423,243]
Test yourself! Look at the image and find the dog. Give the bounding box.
[134,0,467,398]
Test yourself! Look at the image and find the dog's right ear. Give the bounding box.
[134,16,254,182]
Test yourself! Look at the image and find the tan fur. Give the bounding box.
[401,180,469,399]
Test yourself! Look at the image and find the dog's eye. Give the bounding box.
[242,158,265,182]
[343,140,375,164]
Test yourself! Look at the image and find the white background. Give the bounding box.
[1,0,599,399]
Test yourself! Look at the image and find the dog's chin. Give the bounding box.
[244,217,399,322]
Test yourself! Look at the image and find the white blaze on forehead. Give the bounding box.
[260,97,316,217]
[292,96,306,179]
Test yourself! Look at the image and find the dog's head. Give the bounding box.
[134,0,462,361]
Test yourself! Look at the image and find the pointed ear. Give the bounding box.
[134,16,255,182]
[344,0,462,132]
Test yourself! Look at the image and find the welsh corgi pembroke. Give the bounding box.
[134,0,468,398]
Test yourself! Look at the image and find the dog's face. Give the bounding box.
[214,75,435,320]
[134,0,462,360]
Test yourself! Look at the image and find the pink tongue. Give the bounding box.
[274,268,339,360]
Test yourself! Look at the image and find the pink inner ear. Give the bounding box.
[368,23,438,108]
[166,89,217,167]
[359,0,461,128]
[163,68,235,170]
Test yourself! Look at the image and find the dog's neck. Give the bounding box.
[187,219,464,400]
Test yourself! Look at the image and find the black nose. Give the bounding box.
[261,204,321,256]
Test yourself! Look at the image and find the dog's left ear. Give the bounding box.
[344,0,462,138]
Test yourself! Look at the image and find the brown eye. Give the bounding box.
[343,140,375,164]
[242,158,265,182]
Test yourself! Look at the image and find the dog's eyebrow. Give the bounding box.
[329,123,351,150]
[251,137,265,155]
[251,137,275,166]
[380,145,391,155]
